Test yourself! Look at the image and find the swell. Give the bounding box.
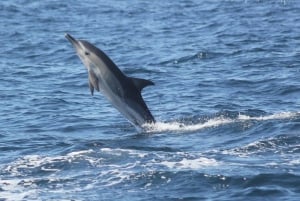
[1,147,299,200]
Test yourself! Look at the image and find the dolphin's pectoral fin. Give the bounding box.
[89,80,95,95]
[88,70,100,95]
[130,77,154,92]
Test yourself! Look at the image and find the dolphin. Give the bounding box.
[65,33,155,127]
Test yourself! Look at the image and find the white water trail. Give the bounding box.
[238,111,300,121]
[143,111,300,133]
[143,117,233,133]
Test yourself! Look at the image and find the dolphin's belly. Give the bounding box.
[103,88,149,126]
[90,63,123,96]
[89,64,153,126]
[100,79,152,126]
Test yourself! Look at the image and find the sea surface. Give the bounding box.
[1,0,300,200]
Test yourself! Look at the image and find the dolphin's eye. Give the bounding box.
[85,52,90,56]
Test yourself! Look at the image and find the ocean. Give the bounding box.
[0,0,300,200]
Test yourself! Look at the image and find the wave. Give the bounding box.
[2,143,299,200]
[1,119,299,200]
[0,147,220,200]
[143,111,300,133]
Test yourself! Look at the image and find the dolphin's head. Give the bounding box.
[65,33,96,69]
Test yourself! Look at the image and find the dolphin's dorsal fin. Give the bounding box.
[88,70,100,95]
[130,77,154,92]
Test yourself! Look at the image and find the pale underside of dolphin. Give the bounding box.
[65,33,155,127]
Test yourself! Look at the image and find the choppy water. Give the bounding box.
[1,0,300,200]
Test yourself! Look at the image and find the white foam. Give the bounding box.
[143,117,234,133]
[160,157,219,170]
[288,159,300,165]
[238,111,300,121]
[4,149,95,176]
[0,179,39,201]
[66,149,94,157]
[1,150,97,200]
[143,111,300,133]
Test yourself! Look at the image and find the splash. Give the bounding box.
[143,111,300,133]
[143,117,234,133]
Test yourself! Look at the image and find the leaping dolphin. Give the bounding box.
[65,33,155,127]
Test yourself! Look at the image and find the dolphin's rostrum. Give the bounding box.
[65,33,155,127]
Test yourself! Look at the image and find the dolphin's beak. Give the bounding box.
[65,33,78,47]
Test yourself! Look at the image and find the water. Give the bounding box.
[1,0,300,200]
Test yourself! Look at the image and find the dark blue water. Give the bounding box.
[1,0,300,200]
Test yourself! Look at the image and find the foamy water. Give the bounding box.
[143,111,300,133]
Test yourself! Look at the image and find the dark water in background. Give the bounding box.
[1,0,300,200]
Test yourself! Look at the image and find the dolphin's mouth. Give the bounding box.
[65,33,78,46]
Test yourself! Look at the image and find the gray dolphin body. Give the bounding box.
[65,33,155,127]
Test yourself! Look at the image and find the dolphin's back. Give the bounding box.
[81,40,155,126]
[67,35,155,127]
